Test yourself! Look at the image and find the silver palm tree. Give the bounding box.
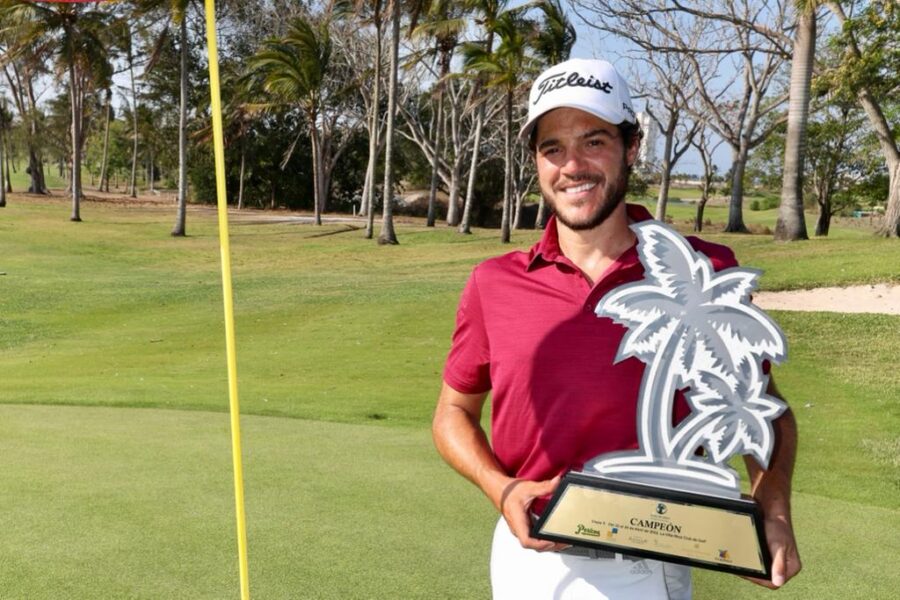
[585,221,787,496]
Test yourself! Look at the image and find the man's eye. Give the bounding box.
[587,138,604,147]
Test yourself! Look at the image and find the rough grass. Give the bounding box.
[1,196,898,598]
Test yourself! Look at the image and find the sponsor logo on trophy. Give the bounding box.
[532,221,788,578]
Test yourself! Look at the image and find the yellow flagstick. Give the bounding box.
[203,1,250,598]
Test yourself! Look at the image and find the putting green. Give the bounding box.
[2,404,898,598]
[0,404,494,599]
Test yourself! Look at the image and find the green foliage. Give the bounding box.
[749,196,780,211]
[250,17,332,112]
[189,111,314,208]
[821,0,900,101]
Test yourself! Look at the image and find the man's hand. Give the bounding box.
[741,384,801,589]
[746,514,801,589]
[498,476,569,552]
[432,383,568,552]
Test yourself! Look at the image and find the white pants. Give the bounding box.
[490,518,692,600]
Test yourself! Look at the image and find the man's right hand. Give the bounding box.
[498,475,569,552]
[433,383,568,552]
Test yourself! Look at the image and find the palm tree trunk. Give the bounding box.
[21,72,47,194]
[426,83,445,227]
[459,25,495,230]
[237,142,246,210]
[500,90,512,244]
[535,197,547,229]
[310,123,323,226]
[0,124,5,207]
[128,29,139,199]
[377,1,400,245]
[774,7,815,241]
[4,141,11,193]
[69,62,83,222]
[172,16,189,236]
[458,102,484,234]
[365,0,383,239]
[148,148,155,193]
[98,90,111,192]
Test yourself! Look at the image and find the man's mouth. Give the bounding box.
[559,180,599,194]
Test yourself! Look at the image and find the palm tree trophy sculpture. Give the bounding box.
[533,221,788,578]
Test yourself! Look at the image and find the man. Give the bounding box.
[432,58,801,599]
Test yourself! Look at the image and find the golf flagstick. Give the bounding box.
[204,1,250,598]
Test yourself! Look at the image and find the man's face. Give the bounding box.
[534,108,638,231]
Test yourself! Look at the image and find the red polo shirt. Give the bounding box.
[443,204,738,514]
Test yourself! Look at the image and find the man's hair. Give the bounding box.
[528,118,644,163]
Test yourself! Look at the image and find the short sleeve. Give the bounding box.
[687,236,739,271]
[443,269,492,394]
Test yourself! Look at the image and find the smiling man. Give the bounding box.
[432,58,800,599]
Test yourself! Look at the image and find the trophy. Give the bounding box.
[531,221,788,578]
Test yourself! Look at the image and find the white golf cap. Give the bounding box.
[519,58,637,143]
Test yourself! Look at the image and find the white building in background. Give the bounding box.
[636,111,658,172]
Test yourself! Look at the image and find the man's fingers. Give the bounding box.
[501,476,565,551]
[531,474,561,496]
[770,544,786,587]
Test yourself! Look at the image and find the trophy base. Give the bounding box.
[531,472,771,578]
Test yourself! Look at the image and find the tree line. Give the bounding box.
[0,0,897,241]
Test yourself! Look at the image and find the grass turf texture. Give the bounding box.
[1,196,898,598]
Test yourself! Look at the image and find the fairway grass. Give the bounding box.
[2,196,899,598]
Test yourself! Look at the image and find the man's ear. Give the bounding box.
[626,137,640,168]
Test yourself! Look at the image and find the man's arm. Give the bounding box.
[743,377,802,588]
[432,381,566,551]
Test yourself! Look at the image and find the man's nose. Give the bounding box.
[560,147,590,175]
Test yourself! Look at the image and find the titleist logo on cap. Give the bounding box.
[534,71,614,105]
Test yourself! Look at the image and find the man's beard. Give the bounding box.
[544,161,630,231]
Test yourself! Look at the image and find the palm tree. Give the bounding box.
[2,0,113,221]
[775,1,818,241]
[344,0,385,240]
[463,10,539,243]
[0,17,49,195]
[119,20,141,199]
[519,0,574,229]
[142,0,192,236]
[413,0,466,227]
[458,0,508,234]
[249,17,332,225]
[135,0,192,234]
[587,221,787,495]
[532,0,575,66]
[377,0,401,244]
[670,359,785,468]
[96,87,112,192]
[0,99,10,207]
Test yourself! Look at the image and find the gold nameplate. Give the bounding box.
[532,473,770,578]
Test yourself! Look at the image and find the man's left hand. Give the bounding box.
[746,513,801,589]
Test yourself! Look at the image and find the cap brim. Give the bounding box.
[518,102,631,144]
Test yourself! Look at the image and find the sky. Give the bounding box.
[563,7,733,176]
